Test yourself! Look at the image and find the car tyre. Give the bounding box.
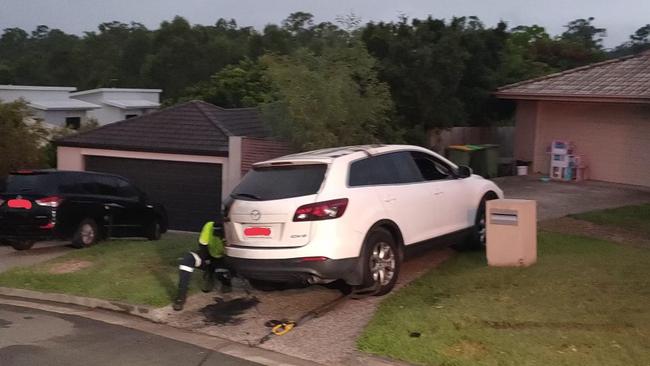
[466,193,498,251]
[72,219,99,249]
[147,219,162,241]
[9,240,35,251]
[360,228,400,296]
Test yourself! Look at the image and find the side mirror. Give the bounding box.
[457,165,472,178]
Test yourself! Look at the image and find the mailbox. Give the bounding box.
[486,199,537,267]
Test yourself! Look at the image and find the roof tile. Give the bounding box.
[56,101,272,156]
[496,51,650,101]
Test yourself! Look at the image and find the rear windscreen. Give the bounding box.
[3,174,60,194]
[231,164,327,201]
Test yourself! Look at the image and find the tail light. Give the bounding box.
[35,196,63,208]
[8,199,32,209]
[0,198,4,207]
[293,198,348,222]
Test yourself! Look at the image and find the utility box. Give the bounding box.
[486,199,537,267]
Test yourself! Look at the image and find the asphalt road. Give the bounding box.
[0,303,260,366]
[0,241,72,273]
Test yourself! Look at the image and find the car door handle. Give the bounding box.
[383,198,397,203]
[433,191,443,196]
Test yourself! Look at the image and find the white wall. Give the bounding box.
[86,105,126,126]
[534,101,650,187]
[32,110,89,127]
[0,88,72,103]
[71,90,160,125]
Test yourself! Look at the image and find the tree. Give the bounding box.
[362,16,491,142]
[41,119,99,168]
[261,42,402,150]
[561,17,607,51]
[178,58,275,108]
[0,100,45,178]
[630,24,650,45]
[612,24,650,56]
[498,25,556,84]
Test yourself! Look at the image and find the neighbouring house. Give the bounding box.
[496,50,650,187]
[0,85,162,128]
[69,88,161,125]
[0,85,99,129]
[56,100,292,231]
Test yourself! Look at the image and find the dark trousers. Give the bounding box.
[177,251,231,299]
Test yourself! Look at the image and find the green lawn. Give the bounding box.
[0,233,199,307]
[358,232,650,366]
[571,203,650,237]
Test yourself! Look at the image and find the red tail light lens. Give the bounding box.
[35,196,63,208]
[8,199,32,209]
[293,198,348,222]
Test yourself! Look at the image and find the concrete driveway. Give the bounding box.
[493,176,650,220]
[0,241,73,273]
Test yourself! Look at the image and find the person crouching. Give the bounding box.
[173,221,232,311]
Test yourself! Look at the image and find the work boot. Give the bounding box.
[173,295,185,311]
[201,271,215,293]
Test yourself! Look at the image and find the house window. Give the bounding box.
[125,114,138,119]
[65,117,81,130]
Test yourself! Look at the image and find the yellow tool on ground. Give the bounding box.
[250,283,381,346]
[271,321,296,335]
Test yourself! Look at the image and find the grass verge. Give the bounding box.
[0,233,198,307]
[358,232,650,366]
[570,203,650,237]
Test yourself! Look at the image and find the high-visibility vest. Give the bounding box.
[199,221,225,258]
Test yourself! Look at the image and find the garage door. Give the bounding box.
[85,156,222,231]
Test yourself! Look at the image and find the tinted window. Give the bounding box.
[411,152,453,181]
[349,152,423,187]
[4,173,60,194]
[232,164,327,201]
[77,174,118,196]
[94,176,118,196]
[57,173,86,194]
[115,178,140,200]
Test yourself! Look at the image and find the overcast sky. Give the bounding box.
[0,0,647,48]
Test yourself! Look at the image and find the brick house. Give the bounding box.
[496,51,650,187]
[56,100,291,231]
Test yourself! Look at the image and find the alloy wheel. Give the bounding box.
[370,241,396,286]
[81,224,95,245]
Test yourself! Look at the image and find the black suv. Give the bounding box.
[0,170,167,250]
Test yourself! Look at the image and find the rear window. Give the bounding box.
[231,164,327,201]
[3,173,62,194]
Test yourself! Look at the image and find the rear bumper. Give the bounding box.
[0,224,55,241]
[225,256,363,286]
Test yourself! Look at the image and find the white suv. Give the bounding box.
[224,145,503,295]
